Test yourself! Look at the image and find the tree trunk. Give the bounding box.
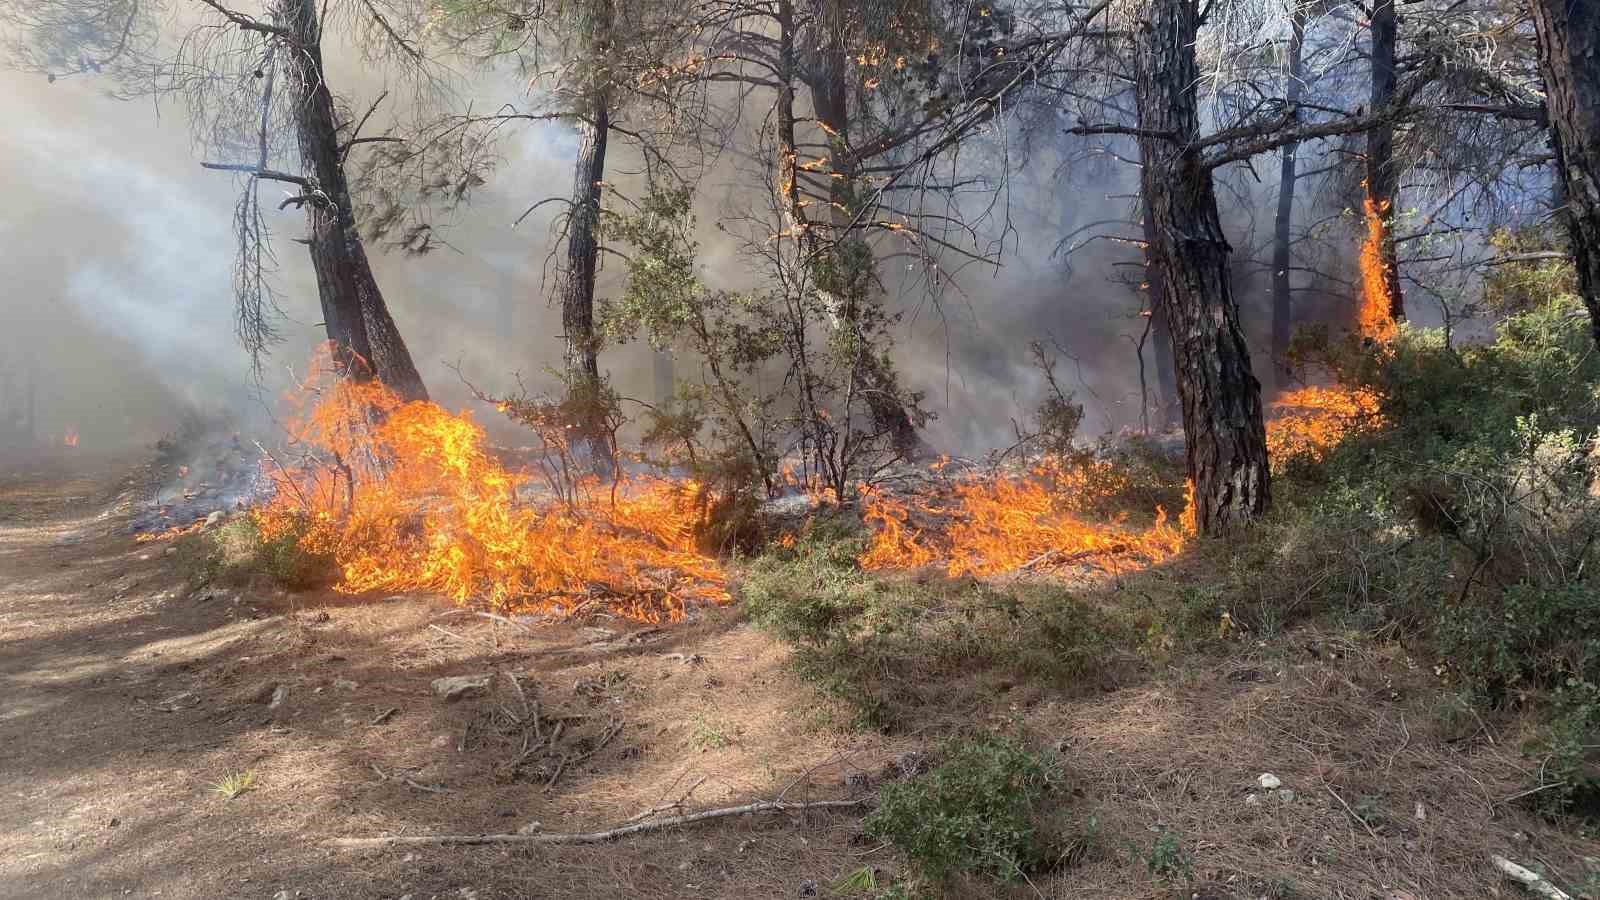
[1531,0,1600,347]
[1271,3,1306,387]
[1134,0,1271,534]
[1364,0,1405,325]
[1140,189,1178,429]
[803,0,922,458]
[275,0,427,402]
[561,71,614,471]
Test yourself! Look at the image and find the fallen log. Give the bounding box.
[322,796,870,850]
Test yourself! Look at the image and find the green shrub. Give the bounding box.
[866,733,1067,882]
[182,515,335,590]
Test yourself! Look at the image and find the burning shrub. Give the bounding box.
[252,348,729,622]
[866,733,1074,883]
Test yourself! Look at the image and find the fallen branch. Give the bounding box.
[323,797,870,850]
[1492,855,1573,900]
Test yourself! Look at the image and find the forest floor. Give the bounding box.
[3,453,1599,900]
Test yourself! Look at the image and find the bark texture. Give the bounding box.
[1141,189,1178,428]
[1365,0,1405,323]
[1532,0,1600,346]
[560,74,614,467]
[1270,4,1306,386]
[276,0,427,401]
[1133,0,1271,533]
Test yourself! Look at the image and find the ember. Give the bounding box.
[254,349,728,622]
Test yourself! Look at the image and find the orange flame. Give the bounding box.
[63,428,79,448]
[1358,190,1399,344]
[1265,385,1383,471]
[859,458,1188,577]
[254,349,728,623]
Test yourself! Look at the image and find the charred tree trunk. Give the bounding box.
[1531,0,1600,346]
[1140,189,1178,428]
[803,0,922,458]
[1364,0,1405,324]
[561,77,614,470]
[1134,0,1271,534]
[276,0,427,401]
[1271,4,1306,387]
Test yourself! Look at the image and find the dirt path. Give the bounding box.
[0,459,886,900]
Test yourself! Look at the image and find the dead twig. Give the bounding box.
[322,797,872,850]
[1324,783,1381,840]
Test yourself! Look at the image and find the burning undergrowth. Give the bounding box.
[856,454,1192,579]
[209,350,731,623]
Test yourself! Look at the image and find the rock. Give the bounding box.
[1244,793,1261,806]
[1257,773,1282,790]
[1276,789,1296,803]
[333,679,358,692]
[432,675,492,701]
[268,686,288,709]
[204,510,226,529]
[516,821,543,835]
[164,546,177,557]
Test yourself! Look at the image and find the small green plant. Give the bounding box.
[688,714,733,750]
[829,866,879,895]
[210,770,256,800]
[1143,828,1192,880]
[866,733,1066,882]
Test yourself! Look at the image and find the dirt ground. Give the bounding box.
[4,455,1600,900]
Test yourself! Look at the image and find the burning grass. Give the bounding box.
[858,457,1190,578]
[250,350,728,622]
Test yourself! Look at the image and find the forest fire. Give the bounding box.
[1358,193,1400,344]
[251,351,728,623]
[859,458,1189,577]
[1264,385,1383,469]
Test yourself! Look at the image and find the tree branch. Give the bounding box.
[201,161,308,187]
[195,0,293,37]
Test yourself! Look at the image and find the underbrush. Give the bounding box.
[175,514,335,590]
[1282,291,1600,812]
[865,732,1089,886]
[740,516,1216,731]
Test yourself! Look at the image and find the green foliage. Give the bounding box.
[866,733,1066,882]
[1534,679,1600,814]
[743,524,1133,731]
[182,515,334,590]
[1142,828,1192,880]
[1481,227,1578,317]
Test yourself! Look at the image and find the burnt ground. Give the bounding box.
[3,456,1600,900]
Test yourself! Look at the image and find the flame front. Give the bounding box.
[255,353,727,622]
[63,428,79,448]
[860,458,1188,577]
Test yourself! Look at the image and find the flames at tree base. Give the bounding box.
[253,350,728,624]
